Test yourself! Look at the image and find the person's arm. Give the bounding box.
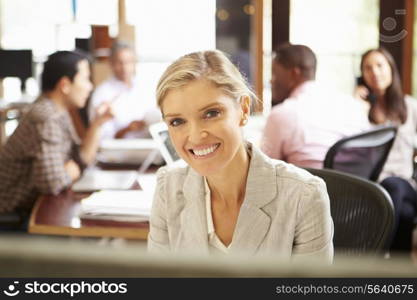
[64,160,81,181]
[79,103,114,165]
[33,121,74,195]
[88,87,119,140]
[407,96,417,132]
[114,107,162,139]
[148,168,170,254]
[292,178,334,263]
[261,110,283,159]
[261,107,297,161]
[114,120,146,139]
[353,85,370,101]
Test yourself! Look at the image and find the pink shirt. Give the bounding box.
[261,81,371,168]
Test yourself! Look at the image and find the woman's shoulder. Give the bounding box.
[254,155,328,212]
[404,95,417,107]
[274,160,324,188]
[156,164,189,177]
[253,147,324,189]
[155,164,193,190]
[404,95,417,118]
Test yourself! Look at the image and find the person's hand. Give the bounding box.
[65,160,81,181]
[93,102,114,126]
[127,120,146,132]
[114,120,146,139]
[354,85,370,101]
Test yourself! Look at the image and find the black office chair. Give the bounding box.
[324,125,397,181]
[305,168,394,256]
[0,210,29,231]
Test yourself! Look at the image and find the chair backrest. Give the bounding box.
[305,167,394,256]
[324,125,397,181]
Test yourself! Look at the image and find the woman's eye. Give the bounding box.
[169,118,185,127]
[204,109,220,119]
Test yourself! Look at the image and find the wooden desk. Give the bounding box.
[28,189,149,240]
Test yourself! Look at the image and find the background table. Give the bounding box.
[28,189,149,240]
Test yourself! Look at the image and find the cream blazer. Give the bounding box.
[148,145,334,262]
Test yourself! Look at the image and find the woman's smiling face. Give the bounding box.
[362,51,393,95]
[161,79,249,177]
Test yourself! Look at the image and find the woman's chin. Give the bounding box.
[189,164,220,177]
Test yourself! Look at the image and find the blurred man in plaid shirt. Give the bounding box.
[0,50,113,225]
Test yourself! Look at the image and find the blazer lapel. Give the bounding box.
[230,145,277,255]
[180,169,209,254]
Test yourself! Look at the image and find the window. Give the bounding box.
[125,0,216,105]
[290,0,379,95]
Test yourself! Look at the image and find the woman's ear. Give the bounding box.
[239,95,251,126]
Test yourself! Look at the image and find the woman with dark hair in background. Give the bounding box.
[356,47,417,254]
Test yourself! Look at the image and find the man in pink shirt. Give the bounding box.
[261,44,370,168]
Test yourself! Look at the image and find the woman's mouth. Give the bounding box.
[189,143,220,158]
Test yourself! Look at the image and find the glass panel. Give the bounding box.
[126,0,215,60]
[216,0,253,85]
[0,0,72,56]
[76,0,118,25]
[290,0,379,95]
[125,0,216,103]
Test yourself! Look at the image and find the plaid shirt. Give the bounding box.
[0,98,82,213]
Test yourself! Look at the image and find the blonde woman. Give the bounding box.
[148,50,333,261]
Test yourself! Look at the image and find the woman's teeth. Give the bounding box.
[192,144,219,156]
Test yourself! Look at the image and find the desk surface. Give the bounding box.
[28,189,149,240]
[25,188,417,261]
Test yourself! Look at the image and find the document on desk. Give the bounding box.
[136,173,157,193]
[79,190,153,222]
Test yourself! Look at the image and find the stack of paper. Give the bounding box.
[79,190,153,222]
[136,173,157,193]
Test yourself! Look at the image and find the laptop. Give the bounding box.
[97,138,163,165]
[149,122,186,167]
[72,169,138,192]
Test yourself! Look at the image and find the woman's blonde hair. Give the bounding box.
[156,50,258,109]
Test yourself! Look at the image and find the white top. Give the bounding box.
[89,76,161,139]
[204,178,230,254]
[378,95,417,185]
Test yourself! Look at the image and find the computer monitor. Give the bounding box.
[0,50,33,92]
[149,122,184,166]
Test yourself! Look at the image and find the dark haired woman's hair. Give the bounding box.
[360,47,406,124]
[41,50,90,93]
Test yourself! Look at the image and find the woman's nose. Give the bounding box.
[189,123,208,142]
